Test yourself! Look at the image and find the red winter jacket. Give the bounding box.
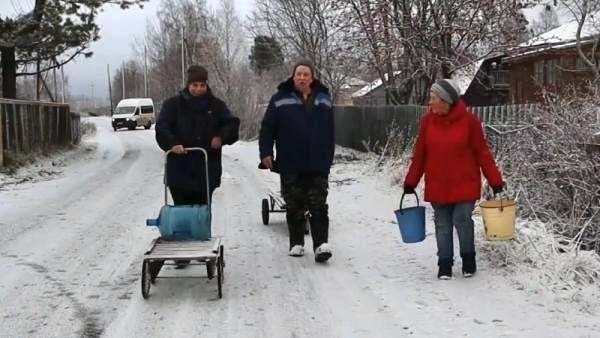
[404,99,503,203]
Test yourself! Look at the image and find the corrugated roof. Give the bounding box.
[351,71,402,97]
[521,14,599,48]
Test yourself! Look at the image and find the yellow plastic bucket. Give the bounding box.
[479,199,516,241]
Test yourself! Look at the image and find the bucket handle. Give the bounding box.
[487,188,506,212]
[399,192,420,214]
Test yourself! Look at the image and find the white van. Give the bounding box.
[111,98,155,131]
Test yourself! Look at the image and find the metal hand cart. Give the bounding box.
[261,189,310,235]
[141,147,224,299]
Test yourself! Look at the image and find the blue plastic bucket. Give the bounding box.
[146,204,211,240]
[393,193,426,243]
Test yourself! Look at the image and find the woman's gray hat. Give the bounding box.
[430,79,461,104]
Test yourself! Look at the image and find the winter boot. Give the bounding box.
[314,243,332,263]
[461,253,477,278]
[289,245,305,257]
[437,258,453,280]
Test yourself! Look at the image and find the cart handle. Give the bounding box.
[164,147,211,209]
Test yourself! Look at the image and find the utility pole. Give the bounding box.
[89,82,95,109]
[144,42,148,97]
[122,60,126,100]
[107,64,113,114]
[181,25,185,88]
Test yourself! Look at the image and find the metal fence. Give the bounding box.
[334,105,427,151]
[0,98,80,166]
[334,103,538,151]
[470,104,536,126]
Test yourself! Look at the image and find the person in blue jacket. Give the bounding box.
[155,65,239,209]
[259,61,335,263]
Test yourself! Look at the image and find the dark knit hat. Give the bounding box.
[430,79,461,104]
[186,65,208,85]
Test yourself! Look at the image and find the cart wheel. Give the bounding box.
[141,261,151,299]
[217,245,224,298]
[149,260,163,284]
[261,198,269,225]
[220,245,225,278]
[207,259,215,280]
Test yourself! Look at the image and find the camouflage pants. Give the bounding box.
[280,173,329,251]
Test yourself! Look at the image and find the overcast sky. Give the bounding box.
[0,0,254,102]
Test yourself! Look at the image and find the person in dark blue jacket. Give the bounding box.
[259,61,335,263]
[155,65,240,206]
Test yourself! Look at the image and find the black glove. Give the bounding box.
[257,161,280,173]
[403,185,416,194]
[491,183,504,194]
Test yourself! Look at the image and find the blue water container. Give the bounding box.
[146,204,211,240]
[393,193,426,243]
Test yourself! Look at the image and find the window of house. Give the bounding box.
[534,61,544,84]
[514,79,522,103]
[534,59,559,85]
[576,56,590,70]
[545,59,558,85]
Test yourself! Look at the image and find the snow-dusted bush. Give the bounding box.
[80,120,97,137]
[495,88,600,254]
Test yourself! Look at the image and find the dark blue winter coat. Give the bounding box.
[259,78,335,175]
[155,87,240,193]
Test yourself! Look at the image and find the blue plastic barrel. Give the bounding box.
[393,193,426,243]
[146,204,211,240]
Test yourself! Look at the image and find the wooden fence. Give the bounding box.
[334,103,538,151]
[0,98,80,166]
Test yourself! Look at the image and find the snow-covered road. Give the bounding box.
[0,117,597,337]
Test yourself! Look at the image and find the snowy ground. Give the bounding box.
[0,116,599,337]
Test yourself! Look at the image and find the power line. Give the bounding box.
[13,0,25,14]
[9,0,22,16]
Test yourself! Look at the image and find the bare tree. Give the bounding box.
[250,0,359,99]
[531,4,561,36]
[142,0,215,101]
[208,0,245,98]
[330,0,533,104]
[559,0,600,85]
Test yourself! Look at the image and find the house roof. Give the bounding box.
[340,77,368,89]
[503,14,599,62]
[521,14,599,48]
[350,57,491,97]
[451,58,487,95]
[351,71,402,97]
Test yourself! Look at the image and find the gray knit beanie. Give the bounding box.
[430,79,461,104]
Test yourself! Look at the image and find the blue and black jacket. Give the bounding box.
[259,77,335,175]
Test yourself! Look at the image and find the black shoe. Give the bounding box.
[461,253,476,278]
[314,243,332,263]
[174,259,191,269]
[437,258,453,280]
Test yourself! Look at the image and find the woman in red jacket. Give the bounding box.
[403,79,504,280]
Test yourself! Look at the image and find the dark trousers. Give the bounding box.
[431,202,476,263]
[280,173,329,251]
[170,187,215,205]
